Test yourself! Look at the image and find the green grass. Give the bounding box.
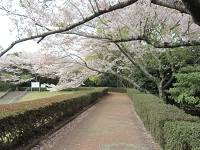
[20,91,73,102]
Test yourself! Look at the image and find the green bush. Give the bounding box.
[108,87,127,93]
[0,87,108,149]
[164,121,200,150]
[108,87,143,93]
[127,89,200,149]
[0,82,17,91]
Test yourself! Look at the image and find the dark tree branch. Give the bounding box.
[1,0,200,57]
[70,53,148,93]
[151,0,200,25]
[182,0,200,26]
[37,36,46,43]
[65,31,200,48]
[151,0,189,14]
[114,42,158,83]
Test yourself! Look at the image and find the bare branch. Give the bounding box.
[64,31,200,48]
[94,0,100,11]
[37,36,45,43]
[88,0,96,14]
[66,0,85,19]
[35,23,51,31]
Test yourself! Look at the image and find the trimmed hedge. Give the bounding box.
[0,87,108,149]
[108,87,142,94]
[108,87,127,93]
[164,121,200,150]
[127,89,200,150]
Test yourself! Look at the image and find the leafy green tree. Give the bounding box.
[0,82,17,91]
[169,65,200,114]
[84,74,117,87]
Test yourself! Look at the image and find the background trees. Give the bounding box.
[0,0,199,113]
[168,48,200,115]
[0,51,96,91]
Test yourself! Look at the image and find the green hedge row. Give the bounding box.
[127,89,200,150]
[164,121,200,150]
[108,87,128,93]
[0,87,108,150]
[108,87,142,94]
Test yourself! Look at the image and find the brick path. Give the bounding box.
[32,92,161,150]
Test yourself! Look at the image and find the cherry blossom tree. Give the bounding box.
[0,0,200,96]
[32,0,199,97]
[0,52,54,83]
[0,51,97,91]
[0,0,200,57]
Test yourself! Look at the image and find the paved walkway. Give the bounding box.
[0,91,27,105]
[32,92,161,150]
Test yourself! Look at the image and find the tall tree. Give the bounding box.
[0,51,97,91]
[0,0,200,97]
[0,0,200,56]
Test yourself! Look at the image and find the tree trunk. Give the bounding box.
[157,82,164,98]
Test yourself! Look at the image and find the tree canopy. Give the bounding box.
[0,0,200,57]
[0,0,200,111]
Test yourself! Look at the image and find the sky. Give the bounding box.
[0,15,40,55]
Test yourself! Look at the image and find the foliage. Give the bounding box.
[0,1,199,147]
[0,1,199,58]
[130,68,158,94]
[0,0,199,102]
[108,87,127,93]
[88,75,99,83]
[21,74,32,80]
[171,47,200,68]
[127,89,200,149]
[84,74,117,87]
[0,82,17,91]
[0,87,108,149]
[164,121,200,150]
[169,65,200,113]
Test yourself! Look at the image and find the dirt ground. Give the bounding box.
[32,92,161,150]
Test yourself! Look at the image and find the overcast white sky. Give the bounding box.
[0,15,40,55]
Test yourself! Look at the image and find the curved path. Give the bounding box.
[32,92,161,150]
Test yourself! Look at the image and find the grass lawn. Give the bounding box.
[20,91,73,102]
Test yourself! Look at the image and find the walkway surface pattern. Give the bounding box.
[32,92,161,150]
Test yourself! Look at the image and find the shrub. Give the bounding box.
[164,121,200,150]
[127,89,200,149]
[0,87,108,149]
[0,82,17,91]
[108,87,127,93]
